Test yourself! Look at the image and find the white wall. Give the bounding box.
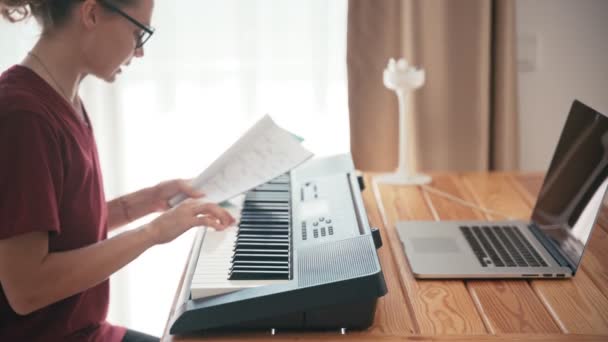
[516,0,608,171]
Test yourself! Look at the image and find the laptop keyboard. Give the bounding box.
[460,226,548,268]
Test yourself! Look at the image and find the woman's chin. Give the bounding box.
[102,69,121,83]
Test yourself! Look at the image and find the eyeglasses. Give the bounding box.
[98,0,155,49]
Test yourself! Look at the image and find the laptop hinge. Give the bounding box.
[529,222,576,272]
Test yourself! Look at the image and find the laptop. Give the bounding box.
[397,100,608,278]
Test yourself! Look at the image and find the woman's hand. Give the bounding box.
[150,178,203,212]
[145,199,236,245]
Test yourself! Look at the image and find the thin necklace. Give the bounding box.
[27,51,87,125]
[27,51,74,105]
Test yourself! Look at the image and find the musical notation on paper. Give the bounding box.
[169,115,313,206]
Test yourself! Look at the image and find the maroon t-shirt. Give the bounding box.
[0,65,126,341]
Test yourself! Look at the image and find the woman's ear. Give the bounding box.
[79,0,100,29]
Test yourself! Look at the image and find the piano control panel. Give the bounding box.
[300,216,335,240]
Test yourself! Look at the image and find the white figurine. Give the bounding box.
[376,58,431,185]
[383,58,425,92]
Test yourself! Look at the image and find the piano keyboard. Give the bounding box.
[191,175,292,299]
[170,154,388,334]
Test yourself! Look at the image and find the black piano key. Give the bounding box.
[238,226,288,232]
[242,225,290,230]
[229,270,289,280]
[246,192,289,198]
[247,189,289,194]
[246,199,289,204]
[238,230,288,236]
[231,265,289,271]
[243,201,289,207]
[240,219,290,226]
[240,211,290,217]
[242,207,289,212]
[244,199,289,204]
[237,233,289,239]
[234,242,289,249]
[240,215,290,220]
[236,237,288,243]
[232,252,288,258]
[241,211,290,216]
[232,253,288,262]
[233,249,288,254]
[251,188,289,193]
[236,240,289,246]
[232,260,289,266]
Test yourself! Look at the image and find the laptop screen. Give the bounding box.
[531,100,608,270]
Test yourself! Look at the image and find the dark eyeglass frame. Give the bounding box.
[98,0,155,49]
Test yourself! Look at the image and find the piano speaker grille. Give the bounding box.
[298,235,378,287]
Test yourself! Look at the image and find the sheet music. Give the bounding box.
[169,115,313,206]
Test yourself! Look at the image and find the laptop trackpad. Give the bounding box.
[411,237,460,253]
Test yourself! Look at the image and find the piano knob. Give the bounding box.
[371,227,383,249]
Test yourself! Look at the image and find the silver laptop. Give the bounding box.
[397,100,608,278]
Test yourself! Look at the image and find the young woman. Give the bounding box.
[0,0,235,341]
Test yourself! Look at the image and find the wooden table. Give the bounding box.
[163,173,608,341]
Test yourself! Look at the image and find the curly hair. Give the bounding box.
[0,0,137,30]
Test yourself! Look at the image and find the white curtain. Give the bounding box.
[0,0,348,336]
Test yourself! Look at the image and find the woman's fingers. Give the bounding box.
[196,203,235,227]
[197,216,228,230]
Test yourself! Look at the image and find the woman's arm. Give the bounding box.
[0,199,234,316]
[107,186,157,230]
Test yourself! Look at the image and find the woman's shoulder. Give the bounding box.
[0,65,62,129]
